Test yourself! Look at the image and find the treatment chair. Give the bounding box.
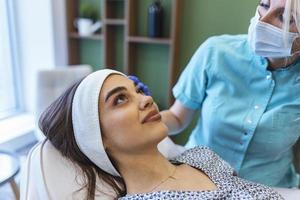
[20,137,300,199]
[20,137,186,199]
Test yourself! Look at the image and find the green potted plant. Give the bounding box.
[79,2,98,21]
[74,2,102,36]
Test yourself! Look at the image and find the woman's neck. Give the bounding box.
[268,37,300,70]
[267,54,299,70]
[116,148,176,194]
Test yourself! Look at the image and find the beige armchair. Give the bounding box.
[34,65,92,141]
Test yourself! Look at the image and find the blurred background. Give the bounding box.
[0,0,257,199]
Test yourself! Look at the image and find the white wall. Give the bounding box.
[0,0,68,146]
[51,0,68,66]
[15,0,68,113]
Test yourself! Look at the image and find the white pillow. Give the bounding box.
[157,137,186,159]
[273,187,300,200]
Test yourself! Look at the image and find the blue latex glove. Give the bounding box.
[128,75,152,96]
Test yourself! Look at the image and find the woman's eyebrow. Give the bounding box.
[105,86,127,102]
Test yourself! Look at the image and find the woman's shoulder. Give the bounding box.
[192,34,251,67]
[201,34,248,49]
[172,146,236,176]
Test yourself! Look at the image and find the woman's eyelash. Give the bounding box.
[136,88,144,94]
[278,13,295,24]
[112,89,144,105]
[259,2,270,9]
[113,93,128,105]
[289,17,295,24]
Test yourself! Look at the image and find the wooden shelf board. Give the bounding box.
[104,19,125,25]
[107,0,124,2]
[69,33,103,40]
[127,36,171,45]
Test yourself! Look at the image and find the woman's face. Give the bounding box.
[258,0,297,32]
[99,74,168,156]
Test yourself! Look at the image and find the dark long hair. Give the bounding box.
[38,79,126,199]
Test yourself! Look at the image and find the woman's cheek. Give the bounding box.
[112,110,136,128]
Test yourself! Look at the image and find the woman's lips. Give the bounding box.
[145,113,161,123]
[142,110,162,123]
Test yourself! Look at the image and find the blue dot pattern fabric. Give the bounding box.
[119,146,283,200]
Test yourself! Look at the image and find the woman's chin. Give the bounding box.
[157,122,169,135]
[157,125,169,140]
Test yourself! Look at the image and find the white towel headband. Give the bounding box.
[72,69,125,177]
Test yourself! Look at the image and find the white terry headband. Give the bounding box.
[72,69,125,177]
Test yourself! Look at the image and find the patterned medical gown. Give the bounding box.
[119,146,283,200]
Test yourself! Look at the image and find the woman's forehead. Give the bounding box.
[104,74,132,88]
[101,75,133,94]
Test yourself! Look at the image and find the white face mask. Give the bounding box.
[248,11,300,58]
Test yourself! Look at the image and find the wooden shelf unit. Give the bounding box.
[127,36,171,45]
[69,32,103,40]
[124,0,181,104]
[66,0,181,106]
[104,19,126,25]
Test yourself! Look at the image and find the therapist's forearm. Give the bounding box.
[160,110,186,135]
[161,100,196,135]
[160,100,196,135]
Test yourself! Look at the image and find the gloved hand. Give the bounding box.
[128,75,151,96]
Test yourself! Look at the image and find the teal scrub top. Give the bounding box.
[173,34,300,188]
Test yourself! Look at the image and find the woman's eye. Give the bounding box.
[287,16,295,24]
[259,2,270,9]
[113,94,128,105]
[279,14,284,22]
[136,88,145,95]
[279,14,295,24]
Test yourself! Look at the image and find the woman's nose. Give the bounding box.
[259,3,284,27]
[259,9,273,24]
[139,95,154,110]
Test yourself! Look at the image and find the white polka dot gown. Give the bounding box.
[119,146,284,200]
